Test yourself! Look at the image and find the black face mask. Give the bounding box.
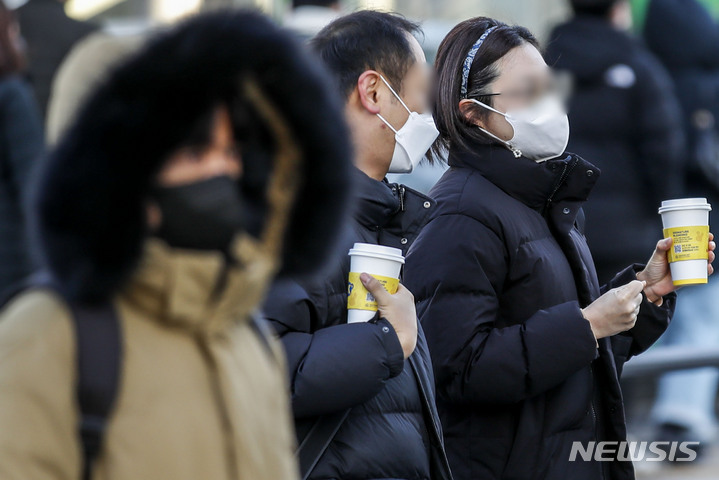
[151,176,244,252]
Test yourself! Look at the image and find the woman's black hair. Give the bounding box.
[430,17,539,162]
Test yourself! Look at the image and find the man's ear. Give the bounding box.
[459,99,485,129]
[356,70,382,115]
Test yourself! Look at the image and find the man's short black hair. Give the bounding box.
[292,0,337,7]
[310,10,422,99]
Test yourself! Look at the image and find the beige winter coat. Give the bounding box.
[0,238,299,480]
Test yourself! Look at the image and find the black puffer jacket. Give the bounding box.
[404,144,676,480]
[263,169,452,480]
[0,76,43,295]
[546,15,684,284]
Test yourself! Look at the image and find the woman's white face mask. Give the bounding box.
[376,75,439,173]
[469,94,570,163]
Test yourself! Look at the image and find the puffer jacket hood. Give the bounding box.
[31,10,353,303]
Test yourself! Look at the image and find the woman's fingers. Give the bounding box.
[708,234,715,276]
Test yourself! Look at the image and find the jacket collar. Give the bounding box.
[449,143,600,232]
[118,235,277,337]
[348,168,435,252]
[351,167,434,228]
[351,168,402,229]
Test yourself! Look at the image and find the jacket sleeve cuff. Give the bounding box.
[373,317,405,378]
[630,286,676,353]
[608,264,676,358]
[604,263,644,291]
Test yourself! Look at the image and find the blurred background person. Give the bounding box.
[45,31,143,145]
[0,0,43,296]
[14,0,98,120]
[643,0,719,458]
[546,0,684,286]
[283,0,340,40]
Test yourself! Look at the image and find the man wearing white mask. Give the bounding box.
[262,10,451,480]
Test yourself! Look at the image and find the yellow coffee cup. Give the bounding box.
[347,243,404,323]
[658,198,712,286]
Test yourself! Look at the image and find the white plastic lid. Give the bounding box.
[658,198,712,214]
[348,242,405,263]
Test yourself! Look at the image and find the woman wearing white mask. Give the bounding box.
[403,17,715,480]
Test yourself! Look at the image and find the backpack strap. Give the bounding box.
[297,409,351,480]
[246,312,349,480]
[0,273,122,480]
[68,300,122,480]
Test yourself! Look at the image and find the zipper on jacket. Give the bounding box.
[544,156,579,214]
[196,336,240,480]
[410,358,452,478]
[589,364,607,480]
[399,185,406,212]
[509,145,522,158]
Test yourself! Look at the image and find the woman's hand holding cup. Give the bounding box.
[637,233,716,305]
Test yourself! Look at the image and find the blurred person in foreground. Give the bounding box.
[546,0,684,285]
[0,10,352,480]
[262,10,453,480]
[404,16,714,480]
[15,0,98,120]
[0,0,43,296]
[644,0,719,456]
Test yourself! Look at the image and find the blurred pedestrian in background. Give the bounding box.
[0,0,43,296]
[546,0,684,286]
[644,0,719,457]
[15,0,98,120]
[405,15,712,480]
[45,32,143,145]
[0,10,352,480]
[263,10,453,480]
[283,0,340,40]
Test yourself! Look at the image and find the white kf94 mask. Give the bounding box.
[376,75,439,173]
[469,94,570,163]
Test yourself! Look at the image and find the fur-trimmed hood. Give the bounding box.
[31,10,353,302]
